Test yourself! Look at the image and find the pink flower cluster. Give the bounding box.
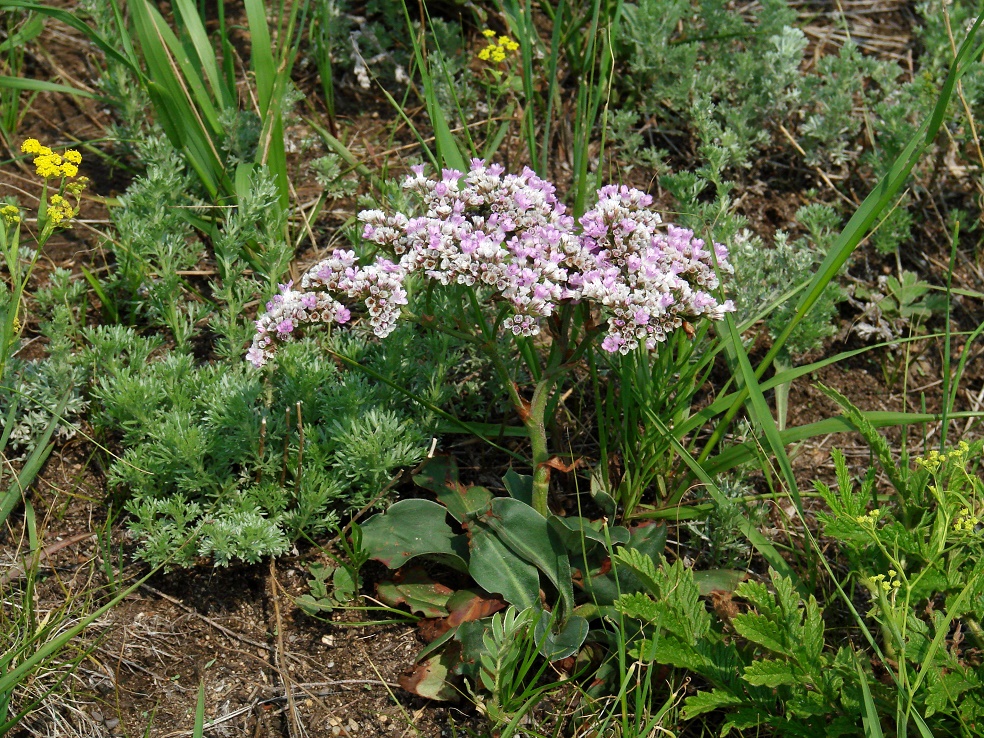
[247,161,734,367]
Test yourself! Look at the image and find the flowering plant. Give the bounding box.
[248,160,734,515]
[2,138,88,378]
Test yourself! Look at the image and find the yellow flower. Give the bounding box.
[60,162,79,178]
[1,204,20,225]
[63,149,82,165]
[34,152,64,179]
[46,193,77,226]
[21,138,42,154]
[477,31,519,66]
[65,176,89,197]
[65,176,90,197]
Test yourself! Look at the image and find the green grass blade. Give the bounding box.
[193,680,206,737]
[0,76,101,100]
[647,413,801,585]
[858,658,886,738]
[0,1,140,75]
[171,0,229,107]
[400,0,466,171]
[702,409,982,477]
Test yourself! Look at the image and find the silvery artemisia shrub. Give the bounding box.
[89,325,462,569]
[248,160,735,366]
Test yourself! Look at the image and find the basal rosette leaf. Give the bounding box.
[361,498,468,570]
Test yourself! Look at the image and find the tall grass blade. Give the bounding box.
[400,0,466,171]
[858,658,886,738]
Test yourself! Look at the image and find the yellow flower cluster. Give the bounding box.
[954,507,981,534]
[855,508,882,528]
[1,204,20,225]
[915,441,970,473]
[21,138,83,179]
[46,194,77,225]
[478,29,519,64]
[869,570,902,592]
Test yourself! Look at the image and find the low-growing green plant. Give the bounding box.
[360,455,668,698]
[814,440,984,734]
[1,138,89,526]
[87,326,459,569]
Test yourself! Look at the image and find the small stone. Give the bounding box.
[90,710,104,722]
[378,715,388,724]
[331,727,342,736]
[105,717,120,730]
[348,719,359,732]
[321,635,334,647]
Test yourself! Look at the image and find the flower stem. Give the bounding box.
[527,373,556,516]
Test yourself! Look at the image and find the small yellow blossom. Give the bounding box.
[868,572,902,593]
[856,508,882,528]
[65,176,90,197]
[953,507,980,534]
[477,30,519,66]
[1,204,20,225]
[34,152,64,179]
[22,139,84,179]
[46,194,77,225]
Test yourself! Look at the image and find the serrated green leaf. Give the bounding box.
[733,612,789,655]
[802,596,825,665]
[682,688,745,719]
[742,659,800,688]
[925,670,974,717]
[614,591,659,622]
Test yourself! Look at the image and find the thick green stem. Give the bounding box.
[527,374,557,516]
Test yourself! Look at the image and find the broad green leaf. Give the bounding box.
[376,569,453,618]
[467,524,539,610]
[533,612,588,660]
[361,499,467,570]
[503,468,533,505]
[398,646,459,701]
[413,456,492,523]
[475,498,574,617]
